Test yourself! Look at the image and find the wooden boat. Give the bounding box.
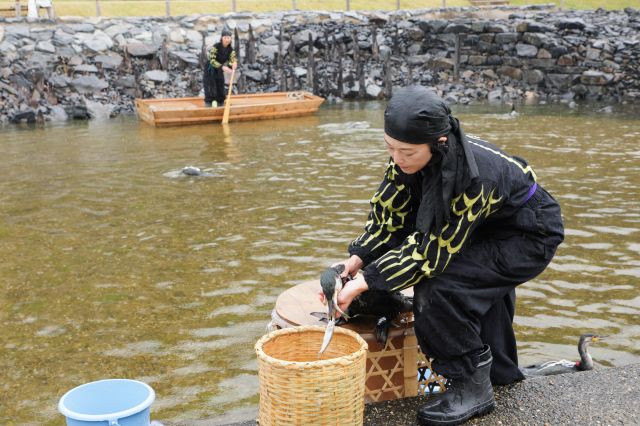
[135,91,324,127]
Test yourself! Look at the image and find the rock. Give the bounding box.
[85,99,115,119]
[243,70,262,81]
[257,44,278,60]
[488,88,503,102]
[444,23,472,34]
[293,67,306,78]
[36,41,56,53]
[524,69,545,85]
[75,30,114,52]
[5,25,30,38]
[94,53,123,69]
[49,105,68,121]
[10,110,36,124]
[170,51,199,65]
[74,64,99,73]
[495,33,519,44]
[126,41,157,57]
[580,70,614,85]
[104,23,134,38]
[184,30,203,48]
[499,66,523,80]
[524,90,540,104]
[114,76,136,88]
[169,28,185,43]
[546,74,573,90]
[516,43,538,57]
[49,74,71,87]
[64,23,95,33]
[0,41,16,53]
[65,103,91,119]
[53,29,75,46]
[71,75,109,92]
[557,18,587,30]
[429,57,455,70]
[365,83,382,99]
[145,70,169,82]
[516,21,555,33]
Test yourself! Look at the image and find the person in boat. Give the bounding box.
[203,28,237,108]
[330,86,564,426]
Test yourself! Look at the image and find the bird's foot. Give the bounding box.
[375,316,390,348]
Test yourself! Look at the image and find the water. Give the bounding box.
[1,102,638,425]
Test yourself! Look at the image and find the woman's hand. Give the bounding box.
[222,66,231,73]
[332,255,364,279]
[335,273,369,317]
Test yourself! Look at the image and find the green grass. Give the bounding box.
[0,0,635,18]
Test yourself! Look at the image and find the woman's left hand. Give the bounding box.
[335,273,369,318]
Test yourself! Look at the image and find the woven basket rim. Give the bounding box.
[255,325,368,368]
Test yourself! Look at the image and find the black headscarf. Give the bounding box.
[384,86,478,236]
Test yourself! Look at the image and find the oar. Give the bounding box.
[221,67,236,125]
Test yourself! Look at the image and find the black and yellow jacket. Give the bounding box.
[208,42,237,72]
[349,134,563,293]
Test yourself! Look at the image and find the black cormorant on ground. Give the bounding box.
[520,334,604,377]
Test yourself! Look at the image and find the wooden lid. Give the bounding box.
[274,280,415,343]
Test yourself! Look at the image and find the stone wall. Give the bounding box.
[0,5,638,124]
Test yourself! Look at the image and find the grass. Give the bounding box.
[0,0,635,18]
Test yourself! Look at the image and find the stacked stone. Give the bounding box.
[0,6,638,124]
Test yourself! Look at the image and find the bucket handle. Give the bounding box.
[109,420,121,426]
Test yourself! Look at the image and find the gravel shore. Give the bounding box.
[217,363,640,426]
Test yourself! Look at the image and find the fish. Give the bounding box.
[319,318,336,355]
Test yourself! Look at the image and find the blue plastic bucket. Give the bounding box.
[58,379,155,426]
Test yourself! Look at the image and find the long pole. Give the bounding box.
[222,68,236,125]
[231,0,236,12]
[95,0,101,16]
[165,0,170,16]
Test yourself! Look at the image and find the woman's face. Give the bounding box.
[222,35,231,46]
[384,133,433,174]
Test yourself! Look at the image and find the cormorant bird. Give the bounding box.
[318,265,350,354]
[520,334,604,377]
[317,265,412,353]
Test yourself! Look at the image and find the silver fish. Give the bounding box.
[319,318,336,355]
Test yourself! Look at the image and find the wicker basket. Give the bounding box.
[255,325,368,426]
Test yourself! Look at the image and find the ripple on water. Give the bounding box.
[586,225,638,235]
[104,340,166,357]
[515,314,619,330]
[35,325,67,337]
[208,305,253,318]
[613,268,640,277]
[563,228,596,237]
[206,374,259,405]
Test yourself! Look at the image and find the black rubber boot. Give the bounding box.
[417,345,496,426]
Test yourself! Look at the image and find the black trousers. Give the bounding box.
[203,66,226,105]
[413,186,564,385]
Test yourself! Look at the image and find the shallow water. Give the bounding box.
[1,102,639,425]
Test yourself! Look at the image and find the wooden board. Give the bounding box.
[135,91,324,127]
[275,280,414,342]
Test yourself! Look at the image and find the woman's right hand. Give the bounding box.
[332,255,364,279]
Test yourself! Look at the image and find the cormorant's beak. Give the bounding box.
[327,298,336,322]
[593,335,606,342]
